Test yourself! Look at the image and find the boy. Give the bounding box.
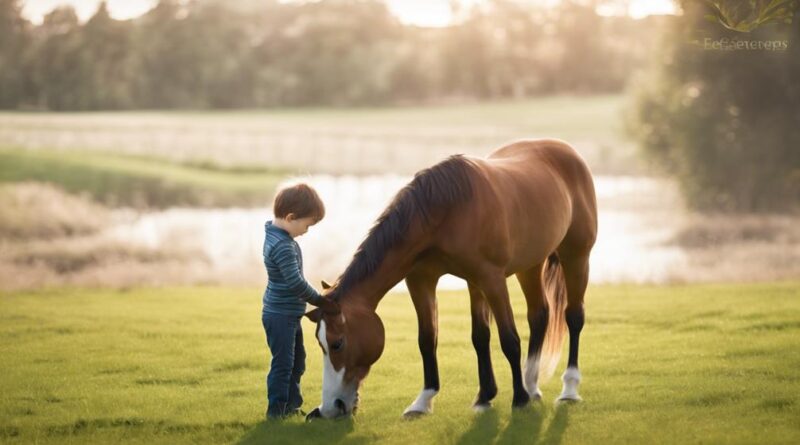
[262,183,325,419]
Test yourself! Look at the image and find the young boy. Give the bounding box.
[262,183,325,419]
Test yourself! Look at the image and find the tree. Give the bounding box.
[182,1,254,108]
[440,10,494,98]
[133,0,203,108]
[0,0,29,107]
[81,1,135,109]
[251,0,401,106]
[628,1,800,212]
[31,6,87,110]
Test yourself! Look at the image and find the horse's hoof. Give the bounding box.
[556,394,582,403]
[403,410,429,420]
[512,392,531,409]
[472,403,492,413]
[305,407,323,421]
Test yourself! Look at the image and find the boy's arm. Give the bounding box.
[271,241,324,306]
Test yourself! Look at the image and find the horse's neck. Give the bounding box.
[345,232,431,311]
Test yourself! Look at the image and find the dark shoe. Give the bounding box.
[265,405,289,420]
[266,406,305,420]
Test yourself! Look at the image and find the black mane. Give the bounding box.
[329,155,477,299]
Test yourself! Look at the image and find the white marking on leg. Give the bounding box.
[557,366,582,401]
[317,320,349,417]
[472,403,490,413]
[403,388,439,415]
[523,355,543,399]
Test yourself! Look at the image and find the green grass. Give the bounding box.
[0,149,286,208]
[0,95,626,137]
[176,94,627,140]
[1,282,798,444]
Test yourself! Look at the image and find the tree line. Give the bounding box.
[0,0,662,110]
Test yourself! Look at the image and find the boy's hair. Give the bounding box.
[273,183,325,221]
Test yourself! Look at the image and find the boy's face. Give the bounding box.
[284,214,318,238]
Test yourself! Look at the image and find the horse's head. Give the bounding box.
[304,284,385,418]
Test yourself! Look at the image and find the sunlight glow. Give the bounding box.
[628,0,676,19]
[387,0,676,26]
[385,0,481,27]
[21,0,677,25]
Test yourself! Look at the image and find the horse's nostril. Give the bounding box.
[334,398,346,414]
[305,407,322,422]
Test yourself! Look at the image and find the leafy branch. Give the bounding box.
[701,0,799,32]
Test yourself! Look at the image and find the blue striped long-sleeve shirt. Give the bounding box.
[262,221,323,316]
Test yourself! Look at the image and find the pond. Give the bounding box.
[103,174,701,289]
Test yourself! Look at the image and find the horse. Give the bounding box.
[304,139,598,419]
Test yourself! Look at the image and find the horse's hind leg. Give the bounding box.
[515,263,547,400]
[477,271,530,408]
[558,255,589,401]
[468,282,497,411]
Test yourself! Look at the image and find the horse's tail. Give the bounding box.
[539,252,568,382]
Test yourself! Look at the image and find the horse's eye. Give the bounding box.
[331,338,344,352]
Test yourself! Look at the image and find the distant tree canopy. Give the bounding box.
[628,1,800,212]
[0,0,30,106]
[0,0,661,110]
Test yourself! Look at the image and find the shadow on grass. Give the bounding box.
[539,403,570,445]
[236,416,364,445]
[455,403,570,445]
[456,409,500,445]
[496,405,546,445]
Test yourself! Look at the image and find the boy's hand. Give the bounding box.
[308,294,325,307]
[305,295,340,314]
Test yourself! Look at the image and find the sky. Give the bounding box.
[21,0,677,26]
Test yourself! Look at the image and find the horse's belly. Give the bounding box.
[500,181,572,271]
[503,238,557,275]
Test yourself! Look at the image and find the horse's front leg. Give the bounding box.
[403,271,441,417]
[468,282,497,411]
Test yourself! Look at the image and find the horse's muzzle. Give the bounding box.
[305,399,349,421]
[305,407,322,421]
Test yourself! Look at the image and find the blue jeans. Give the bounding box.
[262,312,305,417]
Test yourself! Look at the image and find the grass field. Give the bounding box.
[0,95,640,176]
[0,149,286,208]
[1,282,798,444]
[0,95,635,210]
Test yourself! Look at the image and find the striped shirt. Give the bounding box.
[262,220,322,316]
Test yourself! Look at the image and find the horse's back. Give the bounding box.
[484,139,598,257]
[487,139,592,184]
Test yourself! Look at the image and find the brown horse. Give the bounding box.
[305,139,597,419]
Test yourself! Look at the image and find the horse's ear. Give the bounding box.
[304,308,323,323]
[321,280,332,290]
